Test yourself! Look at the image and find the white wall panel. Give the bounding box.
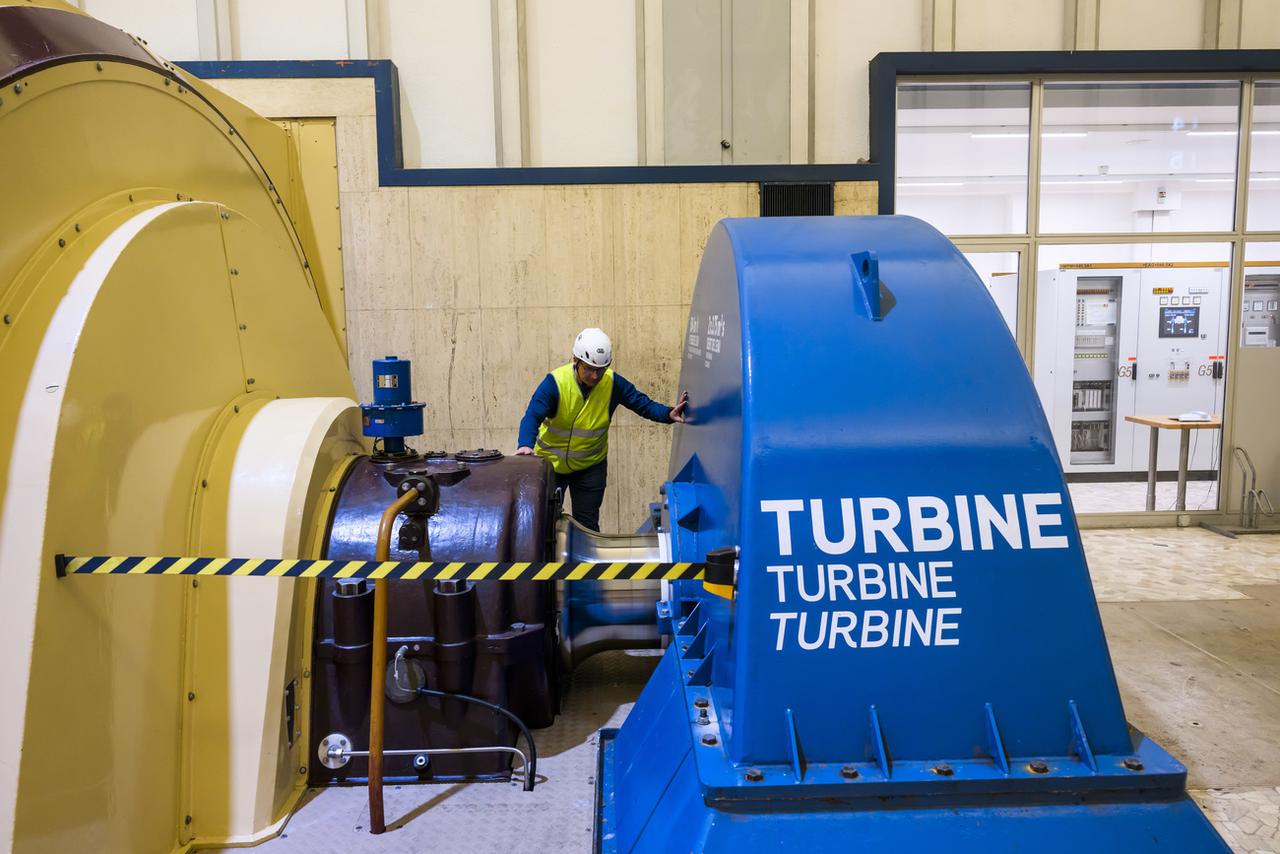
[81,0,1259,172]
[732,0,792,163]
[85,0,200,60]
[662,0,722,165]
[1097,0,1204,49]
[955,0,1065,50]
[1241,0,1280,48]
[525,0,638,167]
[813,0,921,164]
[382,0,497,168]
[233,0,349,59]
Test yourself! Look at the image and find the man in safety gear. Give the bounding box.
[516,327,688,531]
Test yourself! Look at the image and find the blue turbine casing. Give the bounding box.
[596,216,1227,852]
[360,356,424,455]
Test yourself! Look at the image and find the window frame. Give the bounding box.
[876,52,1280,523]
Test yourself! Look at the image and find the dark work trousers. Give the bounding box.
[555,458,608,532]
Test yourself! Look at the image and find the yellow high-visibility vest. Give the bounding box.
[535,363,614,474]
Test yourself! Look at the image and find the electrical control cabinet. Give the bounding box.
[1066,276,1123,465]
[1034,264,1228,475]
[1241,272,1280,349]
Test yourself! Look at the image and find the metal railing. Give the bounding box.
[1233,446,1275,530]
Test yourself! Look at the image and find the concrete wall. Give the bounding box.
[122,0,1280,519]
[87,0,1280,170]
[206,76,879,532]
[351,181,754,534]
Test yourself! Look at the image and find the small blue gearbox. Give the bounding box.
[359,356,425,457]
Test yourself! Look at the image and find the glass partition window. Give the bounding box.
[1039,82,1241,234]
[891,74,1280,514]
[1033,243,1231,514]
[1247,81,1280,231]
[1242,242,1280,348]
[896,82,1031,235]
[962,251,1019,336]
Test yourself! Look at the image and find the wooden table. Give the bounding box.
[1124,414,1223,512]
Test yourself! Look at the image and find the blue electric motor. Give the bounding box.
[595,216,1228,852]
[360,356,425,457]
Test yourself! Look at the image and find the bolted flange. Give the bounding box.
[318,732,353,769]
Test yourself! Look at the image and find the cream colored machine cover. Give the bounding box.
[0,3,360,851]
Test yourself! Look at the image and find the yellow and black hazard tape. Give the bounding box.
[54,555,704,582]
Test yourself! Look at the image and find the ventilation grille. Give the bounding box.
[760,182,835,217]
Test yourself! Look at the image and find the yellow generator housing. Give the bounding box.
[0,3,361,850]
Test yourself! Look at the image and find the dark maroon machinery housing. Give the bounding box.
[311,450,558,784]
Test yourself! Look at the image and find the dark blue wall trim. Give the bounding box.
[177,59,883,189]
[181,51,1280,206]
[869,49,1280,215]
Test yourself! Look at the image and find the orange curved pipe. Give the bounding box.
[369,486,419,835]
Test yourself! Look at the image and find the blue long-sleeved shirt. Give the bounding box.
[518,370,672,449]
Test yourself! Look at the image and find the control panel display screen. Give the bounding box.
[1159,306,1200,338]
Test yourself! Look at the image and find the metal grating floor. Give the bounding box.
[229,650,659,854]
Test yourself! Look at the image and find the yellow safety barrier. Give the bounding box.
[54,555,704,581]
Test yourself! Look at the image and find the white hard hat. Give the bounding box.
[573,327,612,368]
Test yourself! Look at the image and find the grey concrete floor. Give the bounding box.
[1102,588,1280,850]
[1068,477,1220,514]
[226,529,1280,854]
[1090,529,1280,851]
